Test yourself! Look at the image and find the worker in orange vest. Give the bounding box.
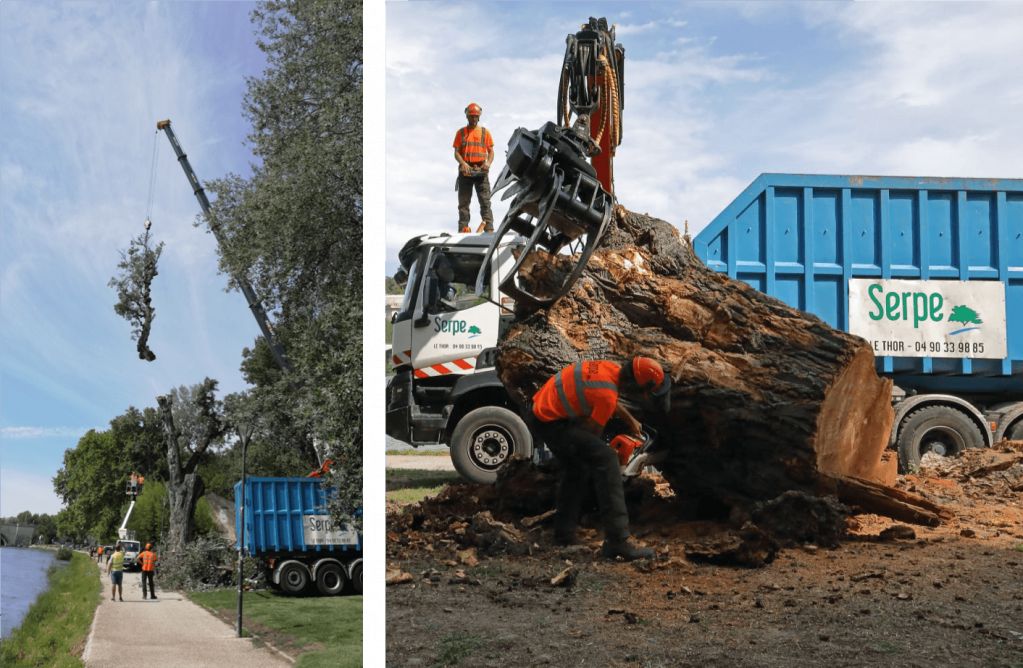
[530,357,672,561]
[138,542,158,599]
[96,544,104,563]
[453,102,495,233]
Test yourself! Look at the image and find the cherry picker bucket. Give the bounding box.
[476,122,613,311]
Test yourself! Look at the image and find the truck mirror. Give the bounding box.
[394,268,408,286]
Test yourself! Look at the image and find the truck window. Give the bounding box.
[427,251,489,313]
[398,257,421,316]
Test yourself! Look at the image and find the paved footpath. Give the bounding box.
[83,569,291,667]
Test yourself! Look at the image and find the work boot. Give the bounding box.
[601,538,654,561]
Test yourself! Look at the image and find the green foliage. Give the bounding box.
[189,588,361,667]
[949,305,982,325]
[0,512,59,544]
[126,480,216,544]
[158,535,236,591]
[204,0,364,527]
[109,405,168,480]
[55,546,73,561]
[385,275,402,294]
[0,552,100,667]
[53,430,126,542]
[108,228,163,361]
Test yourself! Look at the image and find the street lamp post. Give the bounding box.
[236,429,250,638]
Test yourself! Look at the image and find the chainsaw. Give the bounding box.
[609,426,667,478]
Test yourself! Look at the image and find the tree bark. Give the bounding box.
[496,206,896,516]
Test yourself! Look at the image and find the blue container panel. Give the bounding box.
[926,192,956,272]
[812,190,840,265]
[888,192,918,270]
[693,174,1023,392]
[850,191,881,270]
[235,477,360,556]
[773,188,803,264]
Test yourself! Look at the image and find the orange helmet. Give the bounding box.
[465,102,482,116]
[632,356,671,399]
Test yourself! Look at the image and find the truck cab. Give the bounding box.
[116,539,141,571]
[386,232,532,483]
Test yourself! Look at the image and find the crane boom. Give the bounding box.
[156,119,292,373]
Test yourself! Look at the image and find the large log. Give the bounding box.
[496,206,895,515]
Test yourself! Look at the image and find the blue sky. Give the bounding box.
[385,2,1023,274]
[1,2,267,515]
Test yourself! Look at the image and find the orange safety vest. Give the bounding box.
[453,126,492,165]
[139,550,157,572]
[532,361,621,426]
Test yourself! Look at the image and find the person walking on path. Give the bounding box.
[453,102,494,233]
[95,545,103,563]
[138,543,158,599]
[528,356,672,561]
[107,544,125,601]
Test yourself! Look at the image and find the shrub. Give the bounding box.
[55,546,73,561]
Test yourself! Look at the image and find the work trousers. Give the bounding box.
[456,171,493,231]
[531,418,630,542]
[141,570,156,597]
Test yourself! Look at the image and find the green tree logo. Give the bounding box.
[948,305,982,326]
[468,325,482,338]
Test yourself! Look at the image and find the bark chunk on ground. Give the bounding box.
[496,205,897,527]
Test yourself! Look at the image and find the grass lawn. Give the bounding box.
[189,588,361,668]
[384,448,448,456]
[0,550,101,667]
[386,468,460,504]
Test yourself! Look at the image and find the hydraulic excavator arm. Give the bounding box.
[478,17,625,311]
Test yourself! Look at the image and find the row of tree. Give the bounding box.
[77,0,363,554]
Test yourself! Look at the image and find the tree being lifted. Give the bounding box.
[109,222,162,362]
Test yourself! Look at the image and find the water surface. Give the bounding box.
[0,547,59,639]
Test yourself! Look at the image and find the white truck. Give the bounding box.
[387,231,532,483]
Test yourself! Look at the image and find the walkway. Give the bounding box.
[83,569,290,667]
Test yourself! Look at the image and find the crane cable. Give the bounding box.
[143,129,160,231]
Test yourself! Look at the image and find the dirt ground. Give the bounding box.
[386,442,1023,667]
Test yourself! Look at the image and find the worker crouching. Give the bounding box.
[529,356,671,561]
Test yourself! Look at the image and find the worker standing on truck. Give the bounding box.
[138,542,157,599]
[453,102,494,233]
[107,544,125,601]
[529,356,672,561]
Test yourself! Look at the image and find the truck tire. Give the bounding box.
[897,405,984,473]
[449,406,532,485]
[1007,420,1023,441]
[351,562,363,595]
[278,562,310,595]
[315,562,346,596]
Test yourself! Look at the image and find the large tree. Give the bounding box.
[157,378,225,550]
[53,430,128,541]
[204,0,363,523]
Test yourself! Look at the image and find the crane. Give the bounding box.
[156,119,292,374]
[478,17,625,310]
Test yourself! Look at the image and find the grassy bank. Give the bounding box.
[189,588,361,668]
[386,468,460,504]
[0,551,101,667]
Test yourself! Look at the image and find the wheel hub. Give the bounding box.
[471,428,511,469]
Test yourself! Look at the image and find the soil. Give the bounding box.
[386,442,1023,667]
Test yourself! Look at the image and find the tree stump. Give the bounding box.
[496,206,904,521]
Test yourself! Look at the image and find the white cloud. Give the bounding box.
[0,426,95,439]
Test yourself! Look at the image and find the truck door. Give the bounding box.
[410,247,499,377]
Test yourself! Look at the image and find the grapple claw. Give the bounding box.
[476,122,613,311]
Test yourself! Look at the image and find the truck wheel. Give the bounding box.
[315,563,346,596]
[278,562,310,595]
[449,406,531,484]
[1007,420,1023,441]
[897,406,984,473]
[351,562,363,595]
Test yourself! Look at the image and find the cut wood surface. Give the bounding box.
[497,206,899,517]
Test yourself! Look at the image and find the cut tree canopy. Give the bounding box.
[495,206,941,528]
[109,227,163,361]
